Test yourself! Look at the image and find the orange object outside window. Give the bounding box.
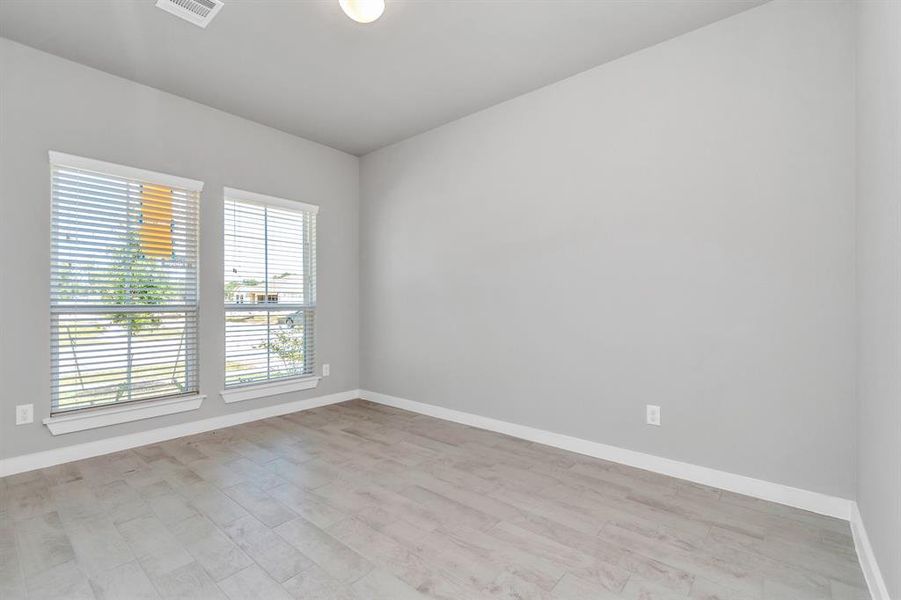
[140,184,174,258]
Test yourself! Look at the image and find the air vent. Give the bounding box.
[155,0,223,28]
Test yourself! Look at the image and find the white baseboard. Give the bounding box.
[0,389,361,478]
[360,390,854,521]
[850,503,892,600]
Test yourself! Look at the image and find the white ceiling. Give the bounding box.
[0,0,766,155]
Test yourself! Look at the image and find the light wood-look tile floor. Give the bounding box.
[0,399,869,600]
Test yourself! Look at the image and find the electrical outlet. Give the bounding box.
[322,363,330,377]
[16,404,34,425]
[646,404,661,426]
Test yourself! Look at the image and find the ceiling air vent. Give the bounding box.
[155,0,223,28]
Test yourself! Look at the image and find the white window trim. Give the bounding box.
[49,151,202,415]
[43,394,206,435]
[219,376,320,404]
[48,151,204,191]
[223,188,318,392]
[223,186,319,214]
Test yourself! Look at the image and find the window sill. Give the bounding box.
[219,376,321,404]
[43,394,205,435]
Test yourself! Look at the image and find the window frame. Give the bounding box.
[45,151,205,432]
[221,187,319,400]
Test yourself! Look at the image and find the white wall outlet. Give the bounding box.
[322,363,330,377]
[16,404,34,425]
[646,404,661,426]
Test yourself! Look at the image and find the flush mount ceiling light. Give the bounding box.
[339,0,385,23]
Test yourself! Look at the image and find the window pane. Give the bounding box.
[52,169,197,306]
[225,309,313,387]
[266,206,307,304]
[52,311,197,412]
[224,200,266,304]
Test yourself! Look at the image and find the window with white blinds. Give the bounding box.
[50,152,202,414]
[224,188,317,388]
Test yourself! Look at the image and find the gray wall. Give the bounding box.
[0,39,360,459]
[360,0,857,498]
[856,0,901,595]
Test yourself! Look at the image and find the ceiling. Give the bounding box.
[0,0,767,155]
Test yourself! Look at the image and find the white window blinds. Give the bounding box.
[224,188,317,388]
[50,152,201,414]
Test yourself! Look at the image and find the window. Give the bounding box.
[49,152,201,414]
[224,188,317,388]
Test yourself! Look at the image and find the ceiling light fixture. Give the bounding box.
[339,0,384,23]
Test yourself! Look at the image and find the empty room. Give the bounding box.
[0,0,898,598]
